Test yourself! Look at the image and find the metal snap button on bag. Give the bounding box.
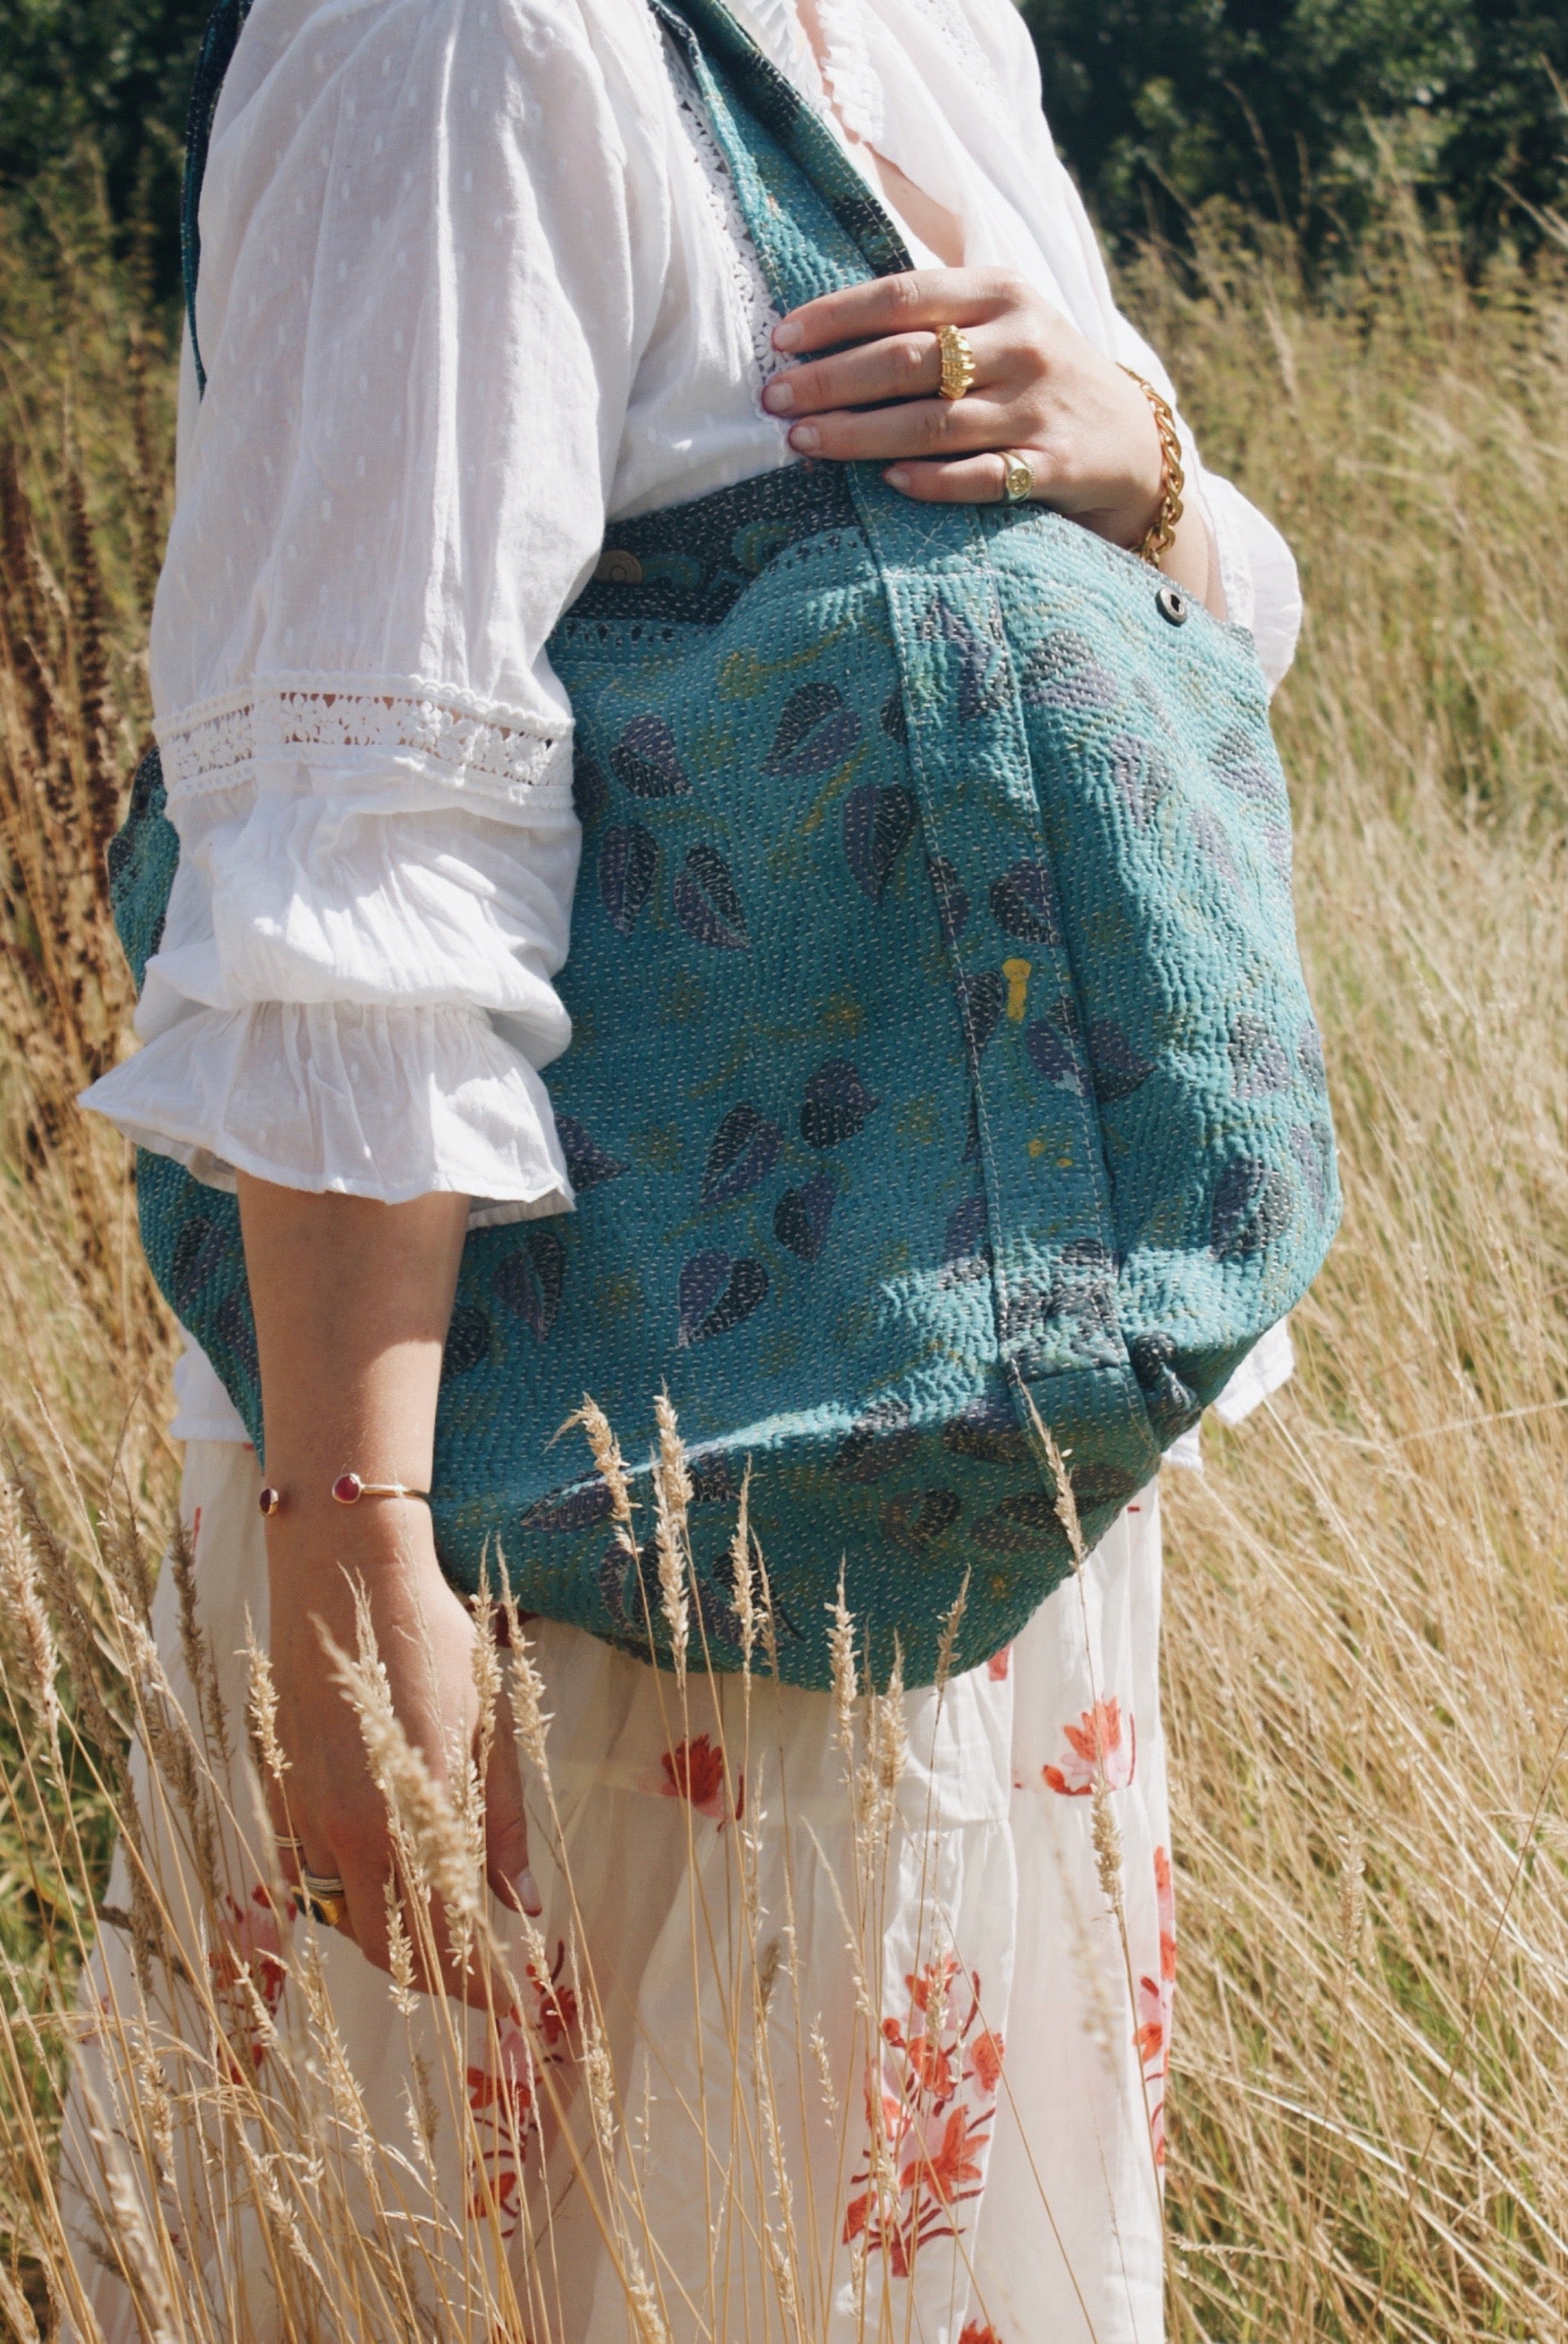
[1155,580,1189,625]
[594,547,645,585]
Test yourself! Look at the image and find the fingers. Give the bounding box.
[312,1842,374,1955]
[264,1777,302,1888]
[763,327,948,419]
[773,268,1014,356]
[316,1823,490,2006]
[483,1685,542,1920]
[885,452,1041,504]
[779,393,1013,466]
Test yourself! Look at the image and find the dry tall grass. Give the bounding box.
[1,181,1565,2341]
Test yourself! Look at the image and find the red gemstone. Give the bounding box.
[258,1485,282,1517]
[332,1473,364,1506]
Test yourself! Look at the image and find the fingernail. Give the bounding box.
[886,467,911,490]
[774,320,802,351]
[762,377,794,412]
[515,1865,543,1917]
[789,423,819,452]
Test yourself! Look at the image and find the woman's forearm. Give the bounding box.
[235,1175,538,1984]
[236,1179,469,1512]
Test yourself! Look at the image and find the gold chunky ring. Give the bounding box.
[936,323,977,402]
[296,1869,348,1929]
[1001,453,1035,504]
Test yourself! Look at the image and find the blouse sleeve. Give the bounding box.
[1110,317,1304,694]
[979,3,1304,695]
[81,0,671,1225]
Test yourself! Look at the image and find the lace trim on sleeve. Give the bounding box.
[157,674,573,807]
[664,38,786,396]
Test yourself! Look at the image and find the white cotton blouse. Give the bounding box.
[81,0,1304,1441]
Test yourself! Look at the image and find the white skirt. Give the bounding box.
[60,1437,1173,2344]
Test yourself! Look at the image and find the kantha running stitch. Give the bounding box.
[109,0,1338,1688]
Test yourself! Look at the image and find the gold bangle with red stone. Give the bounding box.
[257,1472,432,1518]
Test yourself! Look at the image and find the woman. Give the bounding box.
[70,0,1302,2335]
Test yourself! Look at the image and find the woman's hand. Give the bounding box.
[238,1179,538,2003]
[765,269,1220,608]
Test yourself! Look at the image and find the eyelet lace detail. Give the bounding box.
[157,675,572,806]
[665,39,786,396]
[911,0,1004,106]
[813,0,884,146]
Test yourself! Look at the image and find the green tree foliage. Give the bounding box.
[0,0,210,292]
[1024,0,1568,255]
[1,0,1565,279]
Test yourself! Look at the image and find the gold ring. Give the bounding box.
[1001,453,1035,504]
[296,1868,348,1929]
[936,324,976,402]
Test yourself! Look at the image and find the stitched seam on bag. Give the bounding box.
[156,676,572,804]
[869,564,1017,1360]
[961,507,1159,1446]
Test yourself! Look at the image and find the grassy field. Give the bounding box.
[1,178,1565,2341]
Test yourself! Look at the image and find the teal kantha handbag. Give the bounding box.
[109,0,1339,1687]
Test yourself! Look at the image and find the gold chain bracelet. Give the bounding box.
[1120,366,1185,565]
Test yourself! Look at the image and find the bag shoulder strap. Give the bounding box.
[646,0,909,290]
[182,0,252,395]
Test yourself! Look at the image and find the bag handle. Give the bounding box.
[647,0,912,299]
[182,0,252,395]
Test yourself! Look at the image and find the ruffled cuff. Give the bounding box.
[1201,471,1303,694]
[80,1001,573,1229]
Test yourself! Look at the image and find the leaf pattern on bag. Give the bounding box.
[799,1059,878,1148]
[763,679,861,776]
[572,756,608,828]
[834,1400,922,1484]
[927,596,1008,718]
[171,1214,227,1309]
[1086,1018,1154,1104]
[1109,736,1175,826]
[774,1171,836,1262]
[700,1103,783,1207]
[554,1115,627,1194]
[1228,1012,1292,1098]
[613,713,691,798]
[1019,627,1119,713]
[491,1231,565,1343]
[843,782,918,901]
[600,823,658,937]
[956,969,1005,1056]
[677,1250,769,1343]
[674,844,750,950]
[1024,1016,1086,1094]
[987,860,1060,944]
[1210,1156,1296,1259]
[881,1487,961,1550]
[441,1304,493,1378]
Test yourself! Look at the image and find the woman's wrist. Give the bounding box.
[263,1495,446,1600]
[258,1470,432,1521]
